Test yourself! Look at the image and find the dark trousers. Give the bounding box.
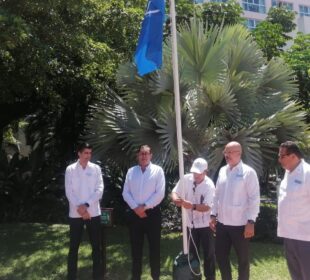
[188,227,216,280]
[284,238,310,280]
[67,216,102,280]
[215,223,249,280]
[128,207,161,280]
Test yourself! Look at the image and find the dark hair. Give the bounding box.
[138,145,152,154]
[280,141,303,159]
[77,142,93,153]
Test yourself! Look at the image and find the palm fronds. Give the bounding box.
[85,19,309,175]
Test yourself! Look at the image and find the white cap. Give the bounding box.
[190,158,208,174]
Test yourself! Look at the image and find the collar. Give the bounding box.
[287,159,303,175]
[227,160,243,173]
[139,162,152,172]
[192,175,206,186]
[77,160,90,170]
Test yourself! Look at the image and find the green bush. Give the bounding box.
[0,151,67,223]
[162,200,281,243]
[162,198,182,233]
[254,202,281,243]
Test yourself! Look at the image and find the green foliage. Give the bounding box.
[0,0,105,146]
[201,0,244,27]
[3,126,18,145]
[86,0,144,63]
[0,0,145,222]
[0,0,144,141]
[0,151,67,223]
[283,33,310,71]
[252,21,286,60]
[175,0,196,27]
[254,203,280,242]
[282,33,310,122]
[86,20,309,178]
[252,6,296,60]
[174,0,244,29]
[266,7,296,35]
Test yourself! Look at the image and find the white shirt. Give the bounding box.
[278,159,310,241]
[65,160,104,218]
[122,162,165,209]
[172,173,215,228]
[212,161,260,226]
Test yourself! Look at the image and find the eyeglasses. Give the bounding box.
[223,150,240,155]
[139,152,151,156]
[278,153,291,159]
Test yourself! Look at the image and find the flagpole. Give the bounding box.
[169,0,188,254]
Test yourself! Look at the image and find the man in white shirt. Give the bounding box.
[65,142,104,280]
[210,141,260,280]
[171,158,216,280]
[277,141,310,280]
[123,145,165,280]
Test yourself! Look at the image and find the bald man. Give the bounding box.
[210,141,260,280]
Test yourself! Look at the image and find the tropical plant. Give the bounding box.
[172,0,244,30]
[252,7,296,60]
[85,19,309,179]
[266,6,296,36]
[0,0,145,222]
[0,0,144,147]
[282,33,310,123]
[252,21,287,60]
[200,0,244,28]
[0,150,66,223]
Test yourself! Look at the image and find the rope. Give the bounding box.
[185,210,202,276]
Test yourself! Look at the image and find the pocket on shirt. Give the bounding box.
[231,178,246,206]
[286,183,307,198]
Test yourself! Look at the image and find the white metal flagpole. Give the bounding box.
[169,0,188,254]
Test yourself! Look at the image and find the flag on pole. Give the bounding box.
[134,0,165,76]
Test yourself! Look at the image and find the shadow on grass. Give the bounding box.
[0,223,68,280]
[0,224,289,280]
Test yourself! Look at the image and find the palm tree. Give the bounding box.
[85,19,309,178]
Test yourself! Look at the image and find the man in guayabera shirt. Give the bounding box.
[210,141,260,280]
[65,142,104,280]
[277,141,310,280]
[123,145,165,280]
[171,157,216,280]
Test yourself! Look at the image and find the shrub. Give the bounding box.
[254,202,281,243]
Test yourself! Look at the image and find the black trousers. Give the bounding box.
[284,238,310,280]
[67,216,102,280]
[128,206,161,280]
[215,223,249,280]
[188,227,216,280]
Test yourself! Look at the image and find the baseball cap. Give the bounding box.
[190,158,208,174]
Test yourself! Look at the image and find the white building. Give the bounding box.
[197,0,310,34]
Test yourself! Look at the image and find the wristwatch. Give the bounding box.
[247,219,255,224]
[193,204,196,210]
[84,203,90,208]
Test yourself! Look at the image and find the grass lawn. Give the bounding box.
[0,223,290,280]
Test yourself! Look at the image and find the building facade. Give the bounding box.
[197,0,310,34]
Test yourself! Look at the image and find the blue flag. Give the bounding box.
[134,0,165,76]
